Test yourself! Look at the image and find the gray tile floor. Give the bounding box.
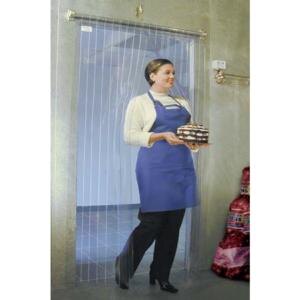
[52,269,249,300]
[76,206,186,282]
[53,206,249,299]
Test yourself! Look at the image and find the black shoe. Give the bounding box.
[115,257,129,290]
[158,280,178,293]
[150,275,178,293]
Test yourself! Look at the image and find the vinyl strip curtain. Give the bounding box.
[75,18,201,282]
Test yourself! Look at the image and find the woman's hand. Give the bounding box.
[163,132,185,145]
[148,132,185,145]
[164,131,184,145]
[184,141,210,151]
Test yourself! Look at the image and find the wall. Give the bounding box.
[199,0,250,268]
[51,0,249,288]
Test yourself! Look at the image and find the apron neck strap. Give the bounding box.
[147,91,183,107]
[147,91,156,104]
[168,95,184,107]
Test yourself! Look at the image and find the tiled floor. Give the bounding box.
[52,269,250,300]
[76,206,187,282]
[52,206,250,299]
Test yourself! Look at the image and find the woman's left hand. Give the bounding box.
[184,142,210,150]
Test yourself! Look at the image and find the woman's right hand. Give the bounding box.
[163,132,185,146]
[148,132,185,146]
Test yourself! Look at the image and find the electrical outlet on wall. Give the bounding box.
[212,60,226,70]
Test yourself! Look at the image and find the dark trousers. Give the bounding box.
[117,208,185,282]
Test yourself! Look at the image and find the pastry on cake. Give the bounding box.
[176,123,209,145]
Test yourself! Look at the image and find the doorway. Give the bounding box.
[75,20,200,283]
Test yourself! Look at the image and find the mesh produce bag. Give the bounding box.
[211,167,250,280]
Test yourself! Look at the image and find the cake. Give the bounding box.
[176,123,209,144]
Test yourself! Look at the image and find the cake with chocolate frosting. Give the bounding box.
[177,123,209,144]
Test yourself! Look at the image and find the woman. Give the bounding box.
[115,58,203,293]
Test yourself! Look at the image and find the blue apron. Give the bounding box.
[136,91,198,212]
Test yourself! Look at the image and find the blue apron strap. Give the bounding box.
[168,95,184,107]
[147,91,157,105]
[148,91,183,108]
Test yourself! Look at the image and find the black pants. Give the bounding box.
[117,208,185,282]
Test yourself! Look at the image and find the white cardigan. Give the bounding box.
[124,92,192,147]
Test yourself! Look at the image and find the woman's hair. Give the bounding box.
[144,58,173,86]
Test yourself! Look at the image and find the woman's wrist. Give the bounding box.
[149,132,185,146]
[149,132,166,144]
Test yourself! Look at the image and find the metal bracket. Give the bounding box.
[199,30,208,40]
[214,69,250,85]
[65,9,76,21]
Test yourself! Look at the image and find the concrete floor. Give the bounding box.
[52,269,249,300]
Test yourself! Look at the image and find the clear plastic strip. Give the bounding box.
[189,38,195,115]
[117,22,129,258]
[76,19,85,282]
[104,18,116,280]
[180,38,185,97]
[126,22,137,232]
[87,23,98,281]
[80,18,92,280]
[95,20,107,281]
[115,22,122,268]
[177,37,187,98]
[135,22,151,98]
[130,31,142,100]
[173,34,184,98]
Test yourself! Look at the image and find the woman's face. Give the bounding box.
[150,64,175,90]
